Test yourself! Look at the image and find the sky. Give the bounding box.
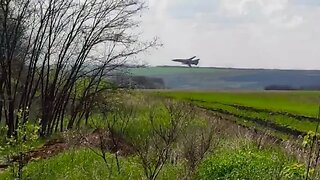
[138,0,320,70]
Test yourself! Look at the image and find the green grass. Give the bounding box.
[129,67,221,76]
[196,142,305,180]
[0,142,303,180]
[0,148,183,180]
[129,67,320,90]
[0,93,310,179]
[156,91,320,136]
[197,101,317,132]
[157,91,320,117]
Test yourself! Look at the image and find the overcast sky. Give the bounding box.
[138,0,320,70]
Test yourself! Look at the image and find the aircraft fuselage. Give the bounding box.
[172,56,200,67]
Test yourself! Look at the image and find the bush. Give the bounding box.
[0,148,183,180]
[196,145,305,180]
[0,110,40,179]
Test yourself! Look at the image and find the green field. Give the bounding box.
[0,92,311,179]
[157,91,320,138]
[129,67,222,76]
[128,67,254,90]
[129,67,320,90]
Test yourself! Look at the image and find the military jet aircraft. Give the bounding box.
[172,56,200,67]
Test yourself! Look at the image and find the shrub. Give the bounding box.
[196,145,305,180]
[0,115,40,179]
[0,148,183,180]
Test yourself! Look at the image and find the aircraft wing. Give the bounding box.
[172,59,186,63]
[190,56,196,60]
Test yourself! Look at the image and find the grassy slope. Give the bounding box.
[129,67,254,89]
[0,149,182,180]
[129,67,220,76]
[0,93,308,179]
[129,66,320,90]
[158,91,320,117]
[0,143,302,180]
[196,142,304,180]
[157,91,320,136]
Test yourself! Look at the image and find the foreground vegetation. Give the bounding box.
[0,140,305,180]
[0,148,183,180]
[157,91,320,117]
[0,0,316,179]
[157,91,320,139]
[0,93,314,179]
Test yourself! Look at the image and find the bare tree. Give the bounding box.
[133,100,193,180]
[99,95,136,174]
[181,122,216,178]
[0,0,156,136]
[78,92,136,177]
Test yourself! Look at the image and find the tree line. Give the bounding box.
[0,0,156,137]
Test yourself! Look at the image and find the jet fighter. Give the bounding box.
[172,56,200,67]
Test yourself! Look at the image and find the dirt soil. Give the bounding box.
[0,129,135,170]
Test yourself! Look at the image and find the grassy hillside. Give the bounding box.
[0,93,308,179]
[129,67,222,76]
[129,67,320,90]
[157,91,320,138]
[158,91,320,116]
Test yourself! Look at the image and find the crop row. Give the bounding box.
[157,92,319,138]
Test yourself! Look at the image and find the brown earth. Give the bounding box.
[0,128,135,170]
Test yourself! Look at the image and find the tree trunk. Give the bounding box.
[7,98,15,137]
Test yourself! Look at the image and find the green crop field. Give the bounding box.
[129,67,320,90]
[156,91,320,139]
[129,67,222,76]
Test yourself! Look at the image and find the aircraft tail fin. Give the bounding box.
[192,59,200,65]
[190,56,196,60]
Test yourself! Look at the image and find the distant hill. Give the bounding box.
[128,66,320,90]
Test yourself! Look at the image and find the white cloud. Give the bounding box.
[145,0,170,21]
[270,15,304,28]
[218,0,303,28]
[219,0,288,16]
[219,0,254,16]
[139,0,320,70]
[260,0,288,15]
